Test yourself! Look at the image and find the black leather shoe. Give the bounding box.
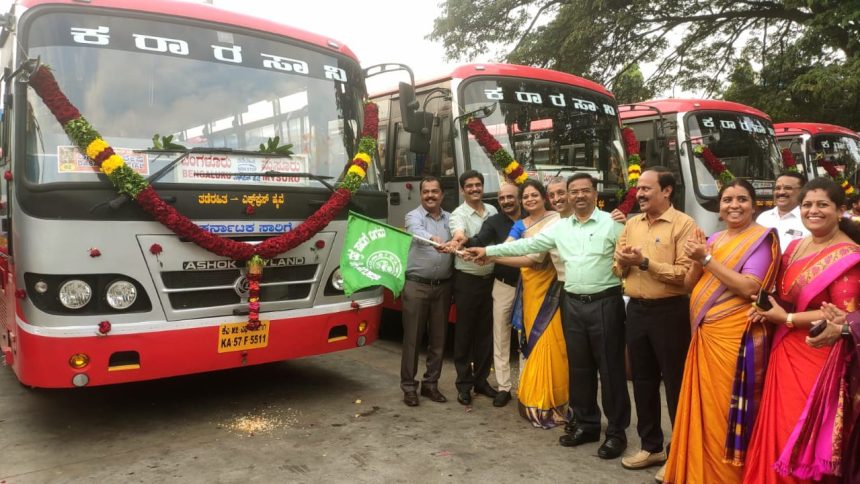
[474,384,499,399]
[456,391,472,405]
[597,436,627,459]
[403,390,419,407]
[559,427,600,447]
[493,390,511,407]
[564,418,578,434]
[420,385,447,403]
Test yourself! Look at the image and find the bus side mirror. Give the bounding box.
[398,82,432,154]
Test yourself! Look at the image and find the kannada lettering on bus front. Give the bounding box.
[58,145,149,175]
[178,154,309,186]
[217,321,270,353]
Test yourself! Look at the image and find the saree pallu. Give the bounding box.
[516,214,569,429]
[843,315,860,483]
[743,242,860,484]
[664,226,778,484]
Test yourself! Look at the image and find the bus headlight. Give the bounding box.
[330,268,344,291]
[58,280,92,309]
[105,280,137,310]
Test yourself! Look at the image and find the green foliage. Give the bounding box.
[64,117,100,149]
[430,1,860,129]
[258,136,294,156]
[612,65,656,104]
[150,134,186,151]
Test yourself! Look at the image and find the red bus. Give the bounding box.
[0,0,385,387]
[371,63,628,313]
[620,99,782,234]
[774,122,859,186]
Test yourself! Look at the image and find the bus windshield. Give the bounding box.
[460,78,625,194]
[686,111,781,198]
[24,12,371,190]
[813,134,860,182]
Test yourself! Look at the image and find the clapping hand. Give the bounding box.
[806,302,847,348]
[684,228,709,262]
[614,245,643,267]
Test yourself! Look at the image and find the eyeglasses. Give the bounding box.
[567,189,593,196]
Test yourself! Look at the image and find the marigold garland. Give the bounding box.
[816,153,856,196]
[617,127,642,215]
[693,145,735,186]
[28,66,378,330]
[465,117,528,185]
[780,148,799,173]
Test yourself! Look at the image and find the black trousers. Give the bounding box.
[625,297,691,453]
[453,271,495,394]
[400,279,452,392]
[563,292,631,440]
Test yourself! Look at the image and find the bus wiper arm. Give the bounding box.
[190,172,337,194]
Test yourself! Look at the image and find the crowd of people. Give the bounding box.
[398,168,860,483]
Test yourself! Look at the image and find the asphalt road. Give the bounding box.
[0,323,670,483]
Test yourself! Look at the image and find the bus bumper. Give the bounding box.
[9,301,381,388]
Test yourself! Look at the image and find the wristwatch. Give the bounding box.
[785,313,795,329]
[639,257,649,271]
[843,323,852,338]
[701,254,713,267]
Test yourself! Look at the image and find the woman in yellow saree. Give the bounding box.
[663,179,779,483]
[503,179,569,428]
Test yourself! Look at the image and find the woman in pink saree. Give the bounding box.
[745,178,860,483]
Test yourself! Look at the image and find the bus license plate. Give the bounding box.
[217,321,270,353]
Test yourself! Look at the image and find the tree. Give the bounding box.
[429,1,860,128]
[611,64,655,104]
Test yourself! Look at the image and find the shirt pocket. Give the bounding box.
[647,236,675,262]
[586,235,609,256]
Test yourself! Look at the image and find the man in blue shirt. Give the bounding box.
[465,173,631,459]
[401,176,454,407]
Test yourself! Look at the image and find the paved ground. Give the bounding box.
[0,320,671,483]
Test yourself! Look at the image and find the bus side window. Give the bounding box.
[392,122,420,177]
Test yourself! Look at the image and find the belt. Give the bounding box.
[406,274,451,286]
[495,275,519,287]
[457,271,494,280]
[566,286,622,304]
[628,295,688,307]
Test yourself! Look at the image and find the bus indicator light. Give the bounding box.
[69,353,89,369]
[34,281,48,294]
[358,321,368,333]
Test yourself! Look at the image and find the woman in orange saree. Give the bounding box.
[744,178,860,484]
[663,180,779,484]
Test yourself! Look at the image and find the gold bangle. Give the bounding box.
[785,312,795,328]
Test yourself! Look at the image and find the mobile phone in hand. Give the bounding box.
[755,289,773,311]
[808,320,827,338]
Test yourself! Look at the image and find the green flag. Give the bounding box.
[341,211,412,297]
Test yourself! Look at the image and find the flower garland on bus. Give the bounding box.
[693,144,735,185]
[465,117,529,185]
[29,66,379,330]
[781,148,799,173]
[616,127,642,215]
[816,153,856,196]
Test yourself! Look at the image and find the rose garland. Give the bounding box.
[693,145,735,186]
[616,127,642,215]
[465,118,529,185]
[29,66,378,330]
[781,148,799,173]
[816,153,856,196]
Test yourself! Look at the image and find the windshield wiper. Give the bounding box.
[191,171,337,193]
[90,147,302,212]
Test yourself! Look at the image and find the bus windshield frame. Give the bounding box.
[812,134,860,182]
[685,110,781,200]
[458,77,625,194]
[19,9,373,195]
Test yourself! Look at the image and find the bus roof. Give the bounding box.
[371,63,614,98]
[619,98,772,121]
[17,0,359,61]
[774,122,860,139]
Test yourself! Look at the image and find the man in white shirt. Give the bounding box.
[756,172,809,251]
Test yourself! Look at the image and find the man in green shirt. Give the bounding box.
[465,173,631,460]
